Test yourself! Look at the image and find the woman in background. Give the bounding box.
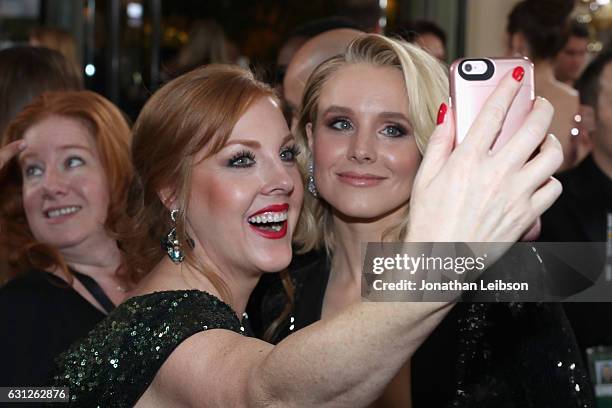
[506,0,581,171]
[29,26,81,78]
[0,91,134,386]
[0,46,82,138]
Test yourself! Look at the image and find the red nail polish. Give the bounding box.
[512,66,525,81]
[436,103,447,125]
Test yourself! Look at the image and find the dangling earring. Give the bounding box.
[161,209,186,264]
[307,158,318,197]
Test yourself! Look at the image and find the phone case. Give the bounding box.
[450,57,535,153]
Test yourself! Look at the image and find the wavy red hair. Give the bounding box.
[0,91,133,282]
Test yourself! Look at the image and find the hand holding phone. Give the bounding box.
[408,60,559,245]
[450,57,535,153]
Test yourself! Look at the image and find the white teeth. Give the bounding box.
[248,211,288,224]
[46,206,81,218]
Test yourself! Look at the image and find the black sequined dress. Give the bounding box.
[53,290,246,407]
[252,249,596,408]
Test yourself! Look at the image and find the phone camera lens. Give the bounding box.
[464,63,472,73]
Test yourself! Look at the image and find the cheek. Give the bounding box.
[79,172,111,219]
[385,145,422,181]
[196,175,251,221]
[22,185,40,222]
[312,133,346,170]
[289,167,304,220]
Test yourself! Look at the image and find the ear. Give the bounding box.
[509,32,529,58]
[305,122,314,152]
[157,187,177,211]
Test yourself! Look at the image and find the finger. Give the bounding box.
[417,103,455,185]
[460,65,525,156]
[519,133,563,192]
[519,217,541,241]
[530,176,562,216]
[0,140,26,170]
[497,97,554,169]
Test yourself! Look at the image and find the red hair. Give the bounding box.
[126,64,279,302]
[0,91,133,282]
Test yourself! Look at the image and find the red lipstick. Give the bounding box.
[248,220,288,239]
[248,203,289,217]
[247,203,289,240]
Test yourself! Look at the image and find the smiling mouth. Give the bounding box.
[247,203,289,239]
[45,206,82,218]
[336,172,386,187]
[247,211,288,233]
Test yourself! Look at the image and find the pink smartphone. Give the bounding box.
[450,57,535,153]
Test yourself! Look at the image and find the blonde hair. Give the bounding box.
[293,34,448,254]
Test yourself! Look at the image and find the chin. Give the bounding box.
[333,200,398,220]
[253,250,293,273]
[43,233,88,250]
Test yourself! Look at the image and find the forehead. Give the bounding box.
[319,64,409,113]
[21,115,95,153]
[228,96,289,142]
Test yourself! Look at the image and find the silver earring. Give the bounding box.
[161,209,186,264]
[307,158,318,197]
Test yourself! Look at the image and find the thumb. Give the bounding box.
[417,103,455,185]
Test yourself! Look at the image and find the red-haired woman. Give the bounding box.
[0,91,134,386]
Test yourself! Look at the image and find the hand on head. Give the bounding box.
[408,67,561,243]
[0,140,26,171]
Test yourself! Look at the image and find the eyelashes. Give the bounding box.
[325,116,410,138]
[280,144,301,162]
[380,125,408,138]
[227,145,301,168]
[327,118,353,131]
[22,155,87,179]
[228,150,256,168]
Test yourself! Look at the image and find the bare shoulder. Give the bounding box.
[538,81,578,105]
[556,81,579,99]
[138,328,275,407]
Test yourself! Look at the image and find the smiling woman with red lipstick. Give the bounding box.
[0,91,134,387]
[256,34,594,407]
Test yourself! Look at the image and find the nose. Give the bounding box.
[347,129,377,164]
[41,168,69,197]
[261,159,295,196]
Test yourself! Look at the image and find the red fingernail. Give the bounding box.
[436,103,447,125]
[512,66,525,81]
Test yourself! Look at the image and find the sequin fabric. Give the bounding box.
[253,249,596,408]
[52,290,244,407]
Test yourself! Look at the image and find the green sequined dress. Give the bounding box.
[52,290,246,407]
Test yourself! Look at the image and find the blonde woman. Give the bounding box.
[257,34,593,407]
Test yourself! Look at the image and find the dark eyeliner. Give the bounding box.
[227,150,255,168]
[280,144,301,162]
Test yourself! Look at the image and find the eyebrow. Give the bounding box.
[321,105,412,123]
[224,139,261,149]
[19,144,92,162]
[281,133,295,145]
[321,105,353,116]
[378,111,411,123]
[225,134,295,149]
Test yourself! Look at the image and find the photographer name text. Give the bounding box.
[372,279,529,291]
